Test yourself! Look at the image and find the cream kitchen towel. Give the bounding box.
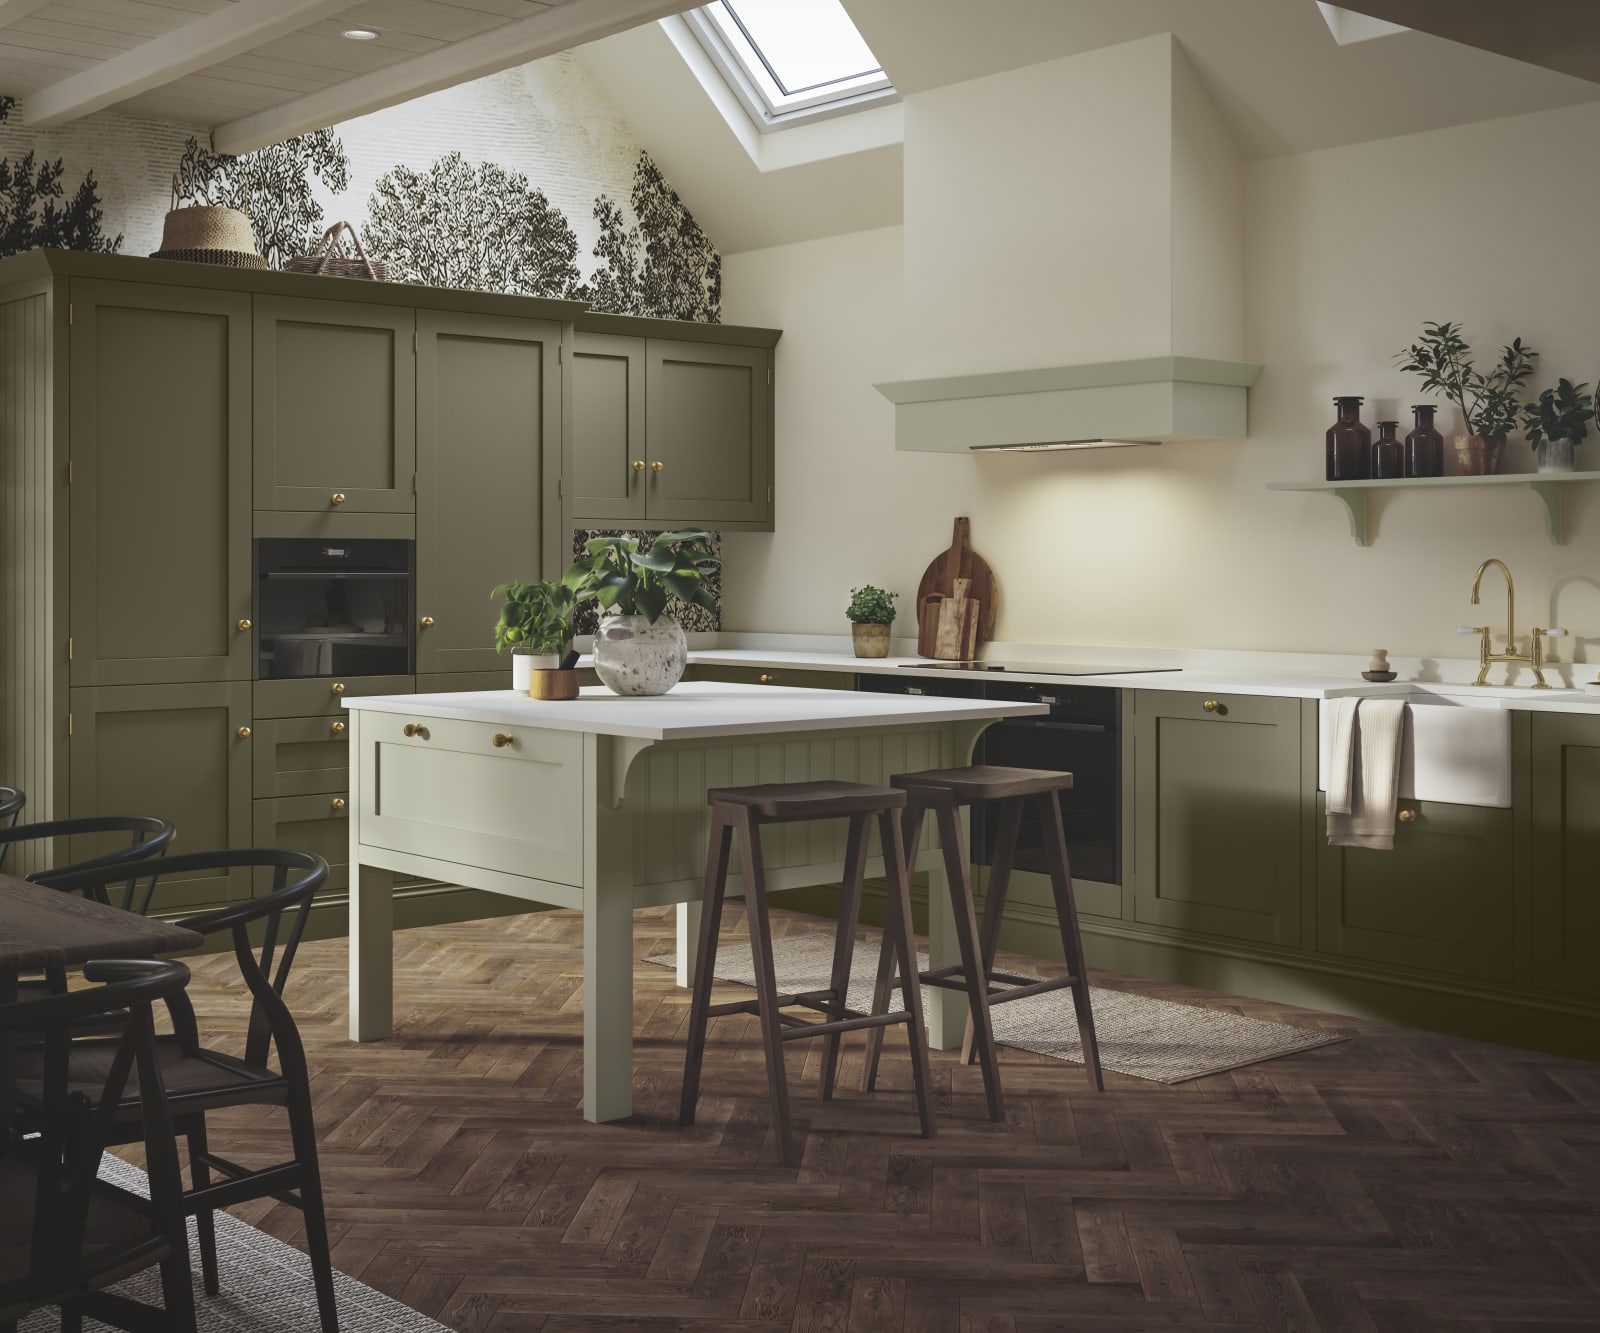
[1326,697,1407,850]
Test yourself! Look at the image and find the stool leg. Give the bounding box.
[880,807,935,1140]
[736,806,800,1165]
[1039,791,1104,1092]
[931,797,1004,1123]
[820,813,871,1101]
[861,799,926,1093]
[964,795,1022,1066]
[680,807,734,1127]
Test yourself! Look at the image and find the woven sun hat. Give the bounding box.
[149,174,267,269]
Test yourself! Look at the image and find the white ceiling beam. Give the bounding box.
[23,0,367,130]
[212,0,698,155]
[0,0,53,32]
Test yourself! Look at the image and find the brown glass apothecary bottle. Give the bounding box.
[1405,404,1444,477]
[1372,420,1404,478]
[1325,396,1371,480]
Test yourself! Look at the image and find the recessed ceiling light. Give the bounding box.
[341,27,381,40]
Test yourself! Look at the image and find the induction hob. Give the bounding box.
[901,660,1181,677]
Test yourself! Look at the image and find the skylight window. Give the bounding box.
[686,0,896,130]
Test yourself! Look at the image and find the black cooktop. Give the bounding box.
[902,661,1182,677]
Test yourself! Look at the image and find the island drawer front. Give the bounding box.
[253,715,351,797]
[255,675,416,719]
[355,713,585,886]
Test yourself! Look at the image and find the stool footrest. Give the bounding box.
[779,1010,911,1041]
[986,975,1081,1005]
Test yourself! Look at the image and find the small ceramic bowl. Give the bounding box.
[1361,670,1398,682]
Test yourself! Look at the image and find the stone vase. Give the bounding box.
[1453,434,1505,476]
[512,650,560,692]
[1537,438,1576,474]
[593,613,688,696]
[851,623,892,658]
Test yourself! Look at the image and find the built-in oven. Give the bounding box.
[254,538,415,679]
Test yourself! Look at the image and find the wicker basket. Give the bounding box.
[286,222,390,281]
[150,175,266,269]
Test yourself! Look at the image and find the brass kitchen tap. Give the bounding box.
[1461,557,1566,688]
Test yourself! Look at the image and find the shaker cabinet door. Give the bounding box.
[569,332,647,524]
[68,280,253,687]
[1527,711,1600,997]
[415,310,561,676]
[253,296,415,513]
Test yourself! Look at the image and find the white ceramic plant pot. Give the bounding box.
[592,613,687,696]
[512,650,560,692]
[1537,438,1576,474]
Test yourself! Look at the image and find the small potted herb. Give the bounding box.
[1396,322,1537,474]
[491,578,577,697]
[1521,377,1593,474]
[846,585,898,658]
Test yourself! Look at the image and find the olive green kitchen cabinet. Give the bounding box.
[69,682,253,911]
[253,295,416,514]
[415,310,563,675]
[1525,710,1600,998]
[1132,691,1310,947]
[68,280,253,687]
[1315,795,1512,980]
[568,316,778,533]
[254,792,353,895]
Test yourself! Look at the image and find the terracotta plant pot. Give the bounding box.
[852,622,892,658]
[1453,434,1505,476]
[529,668,580,700]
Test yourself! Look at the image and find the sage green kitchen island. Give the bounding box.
[342,681,1045,1122]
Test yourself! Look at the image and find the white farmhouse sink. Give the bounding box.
[1318,693,1513,808]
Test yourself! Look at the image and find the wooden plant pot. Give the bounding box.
[529,669,580,700]
[852,623,892,658]
[1454,434,1505,476]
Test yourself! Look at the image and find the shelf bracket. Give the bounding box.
[1527,481,1565,544]
[1329,488,1369,545]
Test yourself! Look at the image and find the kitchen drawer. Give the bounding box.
[254,674,414,719]
[254,792,353,895]
[354,711,585,887]
[687,665,851,690]
[252,714,352,797]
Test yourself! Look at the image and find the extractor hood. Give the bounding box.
[874,356,1263,454]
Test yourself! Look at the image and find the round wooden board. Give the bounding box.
[914,517,997,658]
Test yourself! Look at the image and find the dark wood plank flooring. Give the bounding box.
[168,906,1600,1332]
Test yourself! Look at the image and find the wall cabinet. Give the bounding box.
[1526,710,1600,998]
[569,333,647,523]
[1132,691,1309,948]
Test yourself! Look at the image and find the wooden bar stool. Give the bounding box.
[863,765,1103,1119]
[679,780,935,1167]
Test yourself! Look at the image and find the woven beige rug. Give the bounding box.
[651,931,1344,1084]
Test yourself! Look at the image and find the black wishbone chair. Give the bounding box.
[8,815,177,896]
[0,958,196,1333]
[0,786,23,852]
[13,850,337,1333]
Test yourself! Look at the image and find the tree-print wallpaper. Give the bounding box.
[0,97,121,256]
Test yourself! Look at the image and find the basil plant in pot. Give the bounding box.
[566,530,718,696]
[1396,322,1537,475]
[1522,377,1594,474]
[846,585,898,659]
[492,578,576,695]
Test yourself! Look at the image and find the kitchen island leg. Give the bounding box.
[675,900,701,987]
[923,853,969,1049]
[349,862,394,1041]
[584,883,637,1122]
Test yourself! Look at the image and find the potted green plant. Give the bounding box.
[1396,322,1537,474]
[564,530,718,696]
[491,578,577,696]
[1521,377,1593,474]
[846,585,898,658]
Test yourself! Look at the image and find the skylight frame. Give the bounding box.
[683,0,897,133]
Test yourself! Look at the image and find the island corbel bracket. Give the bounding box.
[608,735,656,809]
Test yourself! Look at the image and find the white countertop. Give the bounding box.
[344,681,1047,741]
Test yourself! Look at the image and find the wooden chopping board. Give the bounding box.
[915,517,998,658]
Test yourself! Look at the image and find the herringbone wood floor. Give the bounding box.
[166,906,1599,1332]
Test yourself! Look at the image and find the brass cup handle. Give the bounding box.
[650,461,664,472]
[236,726,252,739]
[331,721,346,735]
[331,797,347,812]
[402,723,427,738]
[492,732,515,748]
[330,492,346,506]
[420,616,435,627]
[331,682,346,695]
[632,460,646,472]
[759,673,776,685]
[1202,700,1220,713]
[1397,808,1418,824]
[236,618,252,632]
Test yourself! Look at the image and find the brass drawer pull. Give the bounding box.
[236,726,252,739]
[632,460,646,472]
[331,721,346,735]
[1202,700,1220,713]
[331,492,346,506]
[492,732,515,749]
[420,616,434,627]
[650,460,664,472]
[402,723,427,739]
[236,618,252,631]
[331,797,347,812]
[331,682,346,695]
[759,673,776,685]
[1397,808,1418,824]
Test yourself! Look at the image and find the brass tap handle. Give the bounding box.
[331,797,347,812]
[236,726,252,739]
[420,616,435,627]
[492,732,515,748]
[632,460,646,472]
[331,720,346,735]
[1202,700,1220,713]
[650,461,664,472]
[331,682,346,695]
[236,618,252,631]
[1397,808,1418,824]
[759,673,776,685]
[402,723,427,738]
[331,492,346,506]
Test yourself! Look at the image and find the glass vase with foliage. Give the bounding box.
[1396,322,1537,473]
[846,585,898,659]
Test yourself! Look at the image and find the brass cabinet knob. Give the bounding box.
[236,618,252,632]
[331,682,346,695]
[1202,699,1220,713]
[330,492,346,506]
[420,616,435,627]
[331,721,346,735]
[1397,808,1418,824]
[402,723,427,738]
[331,797,347,812]
[632,460,646,472]
[236,726,252,739]
[650,461,664,472]
[492,732,514,748]
[759,673,776,685]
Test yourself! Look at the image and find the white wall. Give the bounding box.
[721,97,1600,668]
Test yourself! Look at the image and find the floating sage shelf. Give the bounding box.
[1266,472,1600,546]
